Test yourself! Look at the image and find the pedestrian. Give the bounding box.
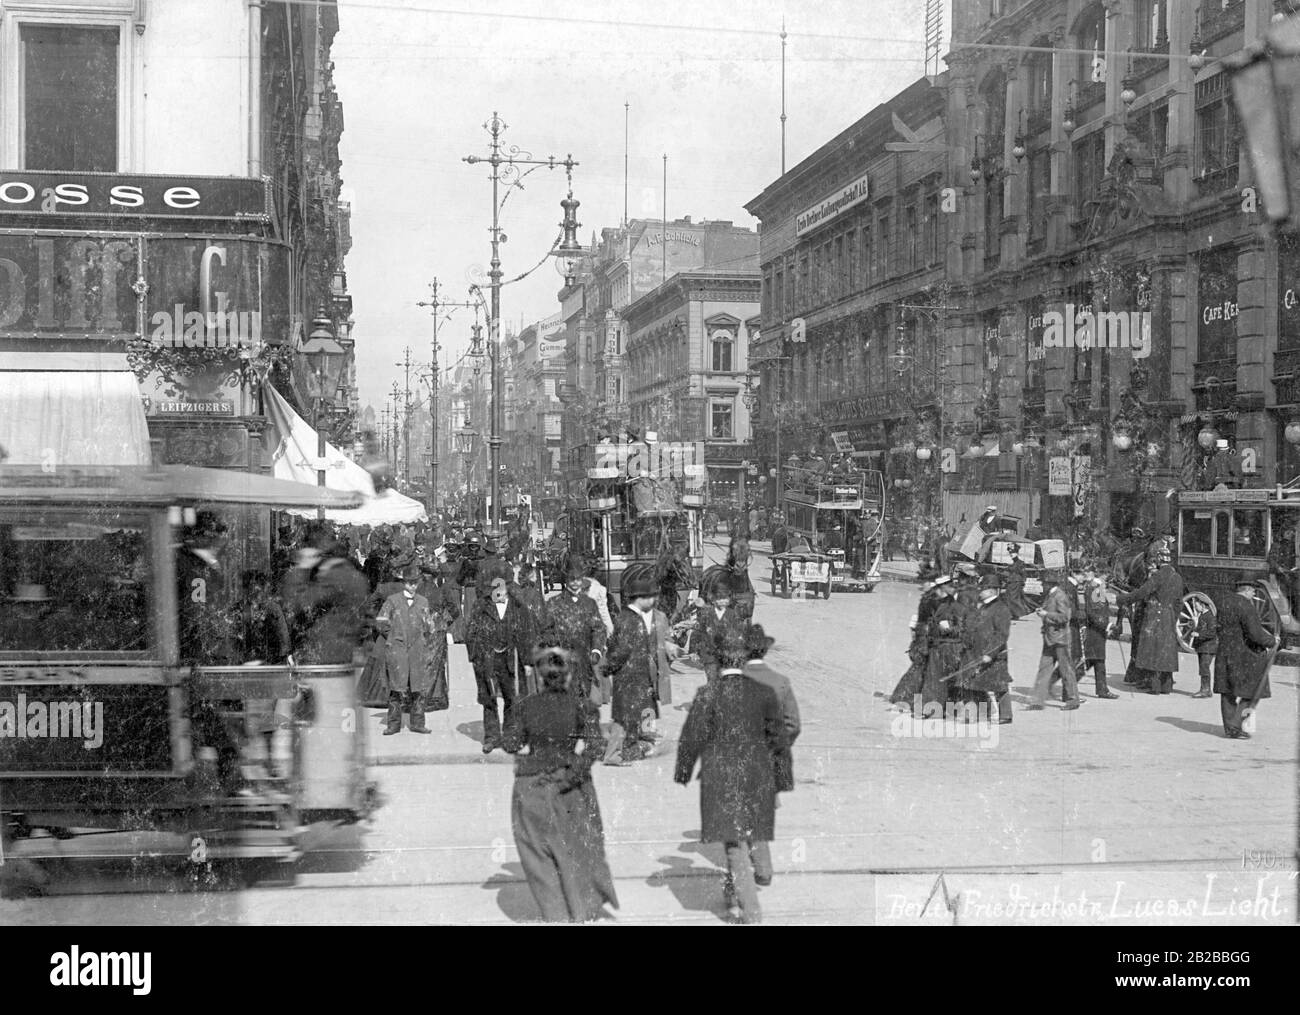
[1003,544,1030,619]
[1118,537,1155,688]
[282,520,371,667]
[694,573,744,683]
[741,622,801,801]
[724,536,757,622]
[376,562,438,736]
[1266,526,1298,618]
[1028,571,1081,711]
[541,557,607,702]
[580,556,615,638]
[747,503,759,539]
[1213,581,1278,740]
[466,576,531,753]
[502,642,619,922]
[1115,544,1184,695]
[921,578,965,711]
[1025,517,1044,541]
[1191,603,1218,700]
[1082,567,1119,699]
[674,625,791,924]
[889,576,947,707]
[963,585,1013,724]
[238,569,292,775]
[603,573,676,764]
[513,562,550,694]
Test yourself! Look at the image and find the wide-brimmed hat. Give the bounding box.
[743,623,776,658]
[9,583,50,603]
[561,557,587,582]
[389,549,416,571]
[624,574,657,598]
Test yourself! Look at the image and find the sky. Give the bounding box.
[332,0,949,411]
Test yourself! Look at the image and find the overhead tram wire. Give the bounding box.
[284,0,1220,66]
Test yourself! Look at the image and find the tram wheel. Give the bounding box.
[1176,592,1216,654]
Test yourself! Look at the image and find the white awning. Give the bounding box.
[262,382,427,524]
[0,357,151,466]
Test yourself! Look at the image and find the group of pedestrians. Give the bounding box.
[891,532,1277,740]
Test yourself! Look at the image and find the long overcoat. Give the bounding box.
[1213,593,1274,700]
[377,591,440,696]
[743,659,801,792]
[285,556,371,665]
[694,604,744,681]
[1083,580,1111,662]
[465,596,531,707]
[956,598,1012,693]
[605,606,669,734]
[1118,564,1184,673]
[921,597,966,706]
[889,587,941,703]
[543,592,607,697]
[674,672,789,843]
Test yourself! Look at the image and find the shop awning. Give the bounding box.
[262,383,428,525]
[0,353,152,467]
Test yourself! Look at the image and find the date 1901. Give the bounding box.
[1242,848,1284,869]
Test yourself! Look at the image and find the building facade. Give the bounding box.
[623,270,761,506]
[746,0,1300,540]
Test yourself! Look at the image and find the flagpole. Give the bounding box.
[780,20,788,175]
[662,153,667,287]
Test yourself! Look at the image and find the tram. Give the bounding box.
[556,439,705,610]
[776,464,885,596]
[0,463,371,877]
[1172,485,1300,652]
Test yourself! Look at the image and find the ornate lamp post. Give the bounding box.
[301,311,345,521]
[456,416,479,519]
[464,112,580,537]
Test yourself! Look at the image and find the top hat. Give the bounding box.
[1215,438,1229,451]
[9,583,51,603]
[561,557,587,583]
[624,575,657,598]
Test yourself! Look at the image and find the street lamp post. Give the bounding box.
[464,112,581,537]
[417,277,481,515]
[301,311,345,521]
[456,417,478,520]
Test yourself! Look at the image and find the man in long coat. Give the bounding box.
[694,574,744,683]
[542,558,607,701]
[1214,582,1277,739]
[603,573,674,764]
[466,576,532,753]
[283,522,370,667]
[957,586,1013,723]
[1116,548,1184,695]
[376,563,439,735]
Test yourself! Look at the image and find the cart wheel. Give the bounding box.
[822,579,832,599]
[1176,591,1216,654]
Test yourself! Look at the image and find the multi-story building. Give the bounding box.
[0,0,351,473]
[747,0,1300,539]
[623,270,761,505]
[559,217,759,452]
[511,313,565,490]
[745,77,951,521]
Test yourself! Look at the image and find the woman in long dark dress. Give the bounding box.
[501,643,618,923]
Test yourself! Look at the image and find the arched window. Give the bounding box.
[711,328,735,372]
[1025,38,1053,129]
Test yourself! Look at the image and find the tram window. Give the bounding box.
[1181,511,1212,555]
[1232,509,1266,558]
[0,513,149,654]
[1214,511,1230,556]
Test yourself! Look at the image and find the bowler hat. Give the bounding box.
[399,562,422,582]
[743,623,776,658]
[624,574,657,598]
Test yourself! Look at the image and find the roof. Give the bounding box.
[0,465,366,510]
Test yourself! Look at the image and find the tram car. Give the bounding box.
[1171,485,1300,652]
[556,439,705,614]
[0,463,372,882]
[779,464,885,594]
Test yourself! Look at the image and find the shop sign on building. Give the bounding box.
[1048,456,1072,495]
[795,173,870,237]
[830,431,855,453]
[0,232,140,340]
[0,172,268,221]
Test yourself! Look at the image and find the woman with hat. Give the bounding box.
[675,625,791,924]
[889,577,947,708]
[956,586,1013,723]
[466,574,531,752]
[920,577,965,710]
[502,641,618,922]
[375,562,439,735]
[694,570,743,683]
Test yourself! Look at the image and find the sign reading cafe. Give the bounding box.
[796,173,870,238]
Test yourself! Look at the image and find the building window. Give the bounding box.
[1073,131,1107,209]
[22,25,119,172]
[923,193,939,265]
[861,226,873,285]
[834,234,844,298]
[1074,3,1108,95]
[711,329,734,372]
[1136,0,1169,51]
[876,212,891,278]
[1195,73,1239,189]
[905,204,919,272]
[1026,148,1051,240]
[1026,47,1053,124]
[773,268,784,321]
[710,400,734,440]
[799,255,810,310]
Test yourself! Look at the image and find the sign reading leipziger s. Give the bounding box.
[0,172,268,220]
[795,173,870,238]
